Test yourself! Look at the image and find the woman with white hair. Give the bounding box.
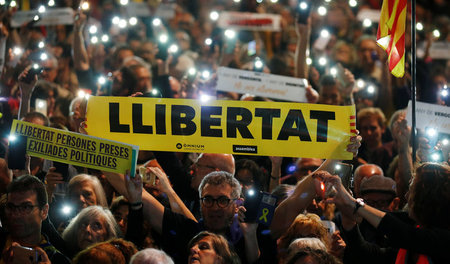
[130,248,174,264]
[67,174,108,213]
[62,206,121,257]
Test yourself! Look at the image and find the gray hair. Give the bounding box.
[62,206,121,252]
[199,171,242,199]
[68,174,108,208]
[130,248,174,264]
[288,238,327,252]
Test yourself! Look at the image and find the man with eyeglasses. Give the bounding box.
[0,175,70,263]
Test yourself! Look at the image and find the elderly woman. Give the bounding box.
[72,238,137,264]
[187,231,241,264]
[67,174,108,212]
[62,206,121,257]
[321,163,450,263]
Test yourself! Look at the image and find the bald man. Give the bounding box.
[190,153,235,190]
[353,164,384,197]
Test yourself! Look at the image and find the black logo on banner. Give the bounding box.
[176,143,182,149]
[233,145,257,154]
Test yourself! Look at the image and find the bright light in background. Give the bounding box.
[318,56,327,66]
[10,1,17,7]
[152,18,162,27]
[0,0,6,5]
[101,34,109,42]
[224,29,236,39]
[442,139,449,146]
[48,0,55,6]
[159,34,168,43]
[13,47,23,55]
[433,29,440,38]
[38,41,45,49]
[81,1,90,10]
[324,0,331,2]
[416,22,423,31]
[112,16,120,25]
[89,25,97,34]
[299,1,308,10]
[306,57,312,65]
[201,70,211,79]
[90,36,98,44]
[204,38,212,46]
[367,85,375,94]
[247,189,255,196]
[98,76,106,85]
[118,19,127,29]
[209,11,219,21]
[37,101,45,108]
[233,0,241,2]
[254,58,263,69]
[188,68,197,76]
[363,18,372,28]
[32,63,40,69]
[320,29,330,38]
[40,53,48,61]
[129,17,138,26]
[317,6,327,16]
[151,89,159,96]
[335,164,341,170]
[349,0,357,7]
[38,5,46,13]
[33,15,39,21]
[61,205,72,215]
[426,127,437,137]
[119,0,128,5]
[256,0,263,3]
[78,90,86,98]
[200,94,212,102]
[330,67,337,76]
[356,79,365,88]
[270,0,278,3]
[8,135,16,142]
[441,89,448,97]
[168,44,179,53]
[431,153,440,162]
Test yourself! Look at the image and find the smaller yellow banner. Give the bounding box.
[10,120,138,174]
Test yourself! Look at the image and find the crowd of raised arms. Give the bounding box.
[0,0,448,263]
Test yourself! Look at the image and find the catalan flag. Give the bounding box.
[376,0,407,78]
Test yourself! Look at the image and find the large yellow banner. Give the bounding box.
[10,120,139,174]
[86,97,356,159]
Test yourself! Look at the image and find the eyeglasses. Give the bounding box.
[5,203,40,215]
[200,196,236,208]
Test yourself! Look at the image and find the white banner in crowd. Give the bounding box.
[428,42,450,60]
[217,67,308,102]
[406,101,450,134]
[11,8,74,28]
[217,12,281,32]
[126,2,176,19]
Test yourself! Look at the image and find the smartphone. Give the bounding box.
[53,161,69,182]
[332,162,353,191]
[24,64,42,83]
[35,99,47,115]
[7,135,27,170]
[139,167,156,185]
[11,245,40,263]
[247,40,256,56]
[296,0,312,24]
[243,188,262,222]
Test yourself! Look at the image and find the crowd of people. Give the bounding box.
[0,0,448,263]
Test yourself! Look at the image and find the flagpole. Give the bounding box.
[411,0,417,162]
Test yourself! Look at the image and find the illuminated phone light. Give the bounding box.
[224,29,236,39]
[330,67,337,76]
[363,18,372,28]
[431,153,440,162]
[367,85,375,94]
[441,89,448,97]
[247,189,255,196]
[200,94,212,103]
[356,79,365,88]
[270,0,278,3]
[101,34,109,42]
[318,56,327,66]
[335,164,341,170]
[33,15,40,21]
[433,29,440,38]
[10,0,17,7]
[0,0,5,5]
[37,101,45,108]
[78,90,86,98]
[320,29,330,38]
[152,18,162,27]
[188,67,197,76]
[32,63,40,69]
[112,16,120,25]
[299,2,308,10]
[209,11,219,21]
[8,135,16,142]
[168,44,179,53]
[204,38,212,46]
[38,5,46,13]
[89,25,98,34]
[40,53,48,61]
[233,0,240,2]
[13,47,23,56]
[416,22,424,31]
[442,139,449,146]
[254,58,264,69]
[426,127,437,137]
[320,182,325,191]
[151,89,159,96]
[48,0,55,7]
[349,0,357,7]
[317,6,327,16]
[201,70,211,79]
[90,36,98,44]
[118,19,127,29]
[159,34,168,44]
[119,0,128,5]
[97,76,106,85]
[129,17,138,26]
[81,1,90,10]
[256,0,263,3]
[306,57,312,65]
[61,205,72,215]
[38,41,45,49]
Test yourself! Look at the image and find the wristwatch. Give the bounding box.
[353,198,365,215]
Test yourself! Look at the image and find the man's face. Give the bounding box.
[358,39,377,66]
[133,67,152,94]
[69,181,98,212]
[40,60,58,83]
[294,158,322,181]
[201,183,236,233]
[190,155,217,190]
[5,191,47,241]
[359,117,384,149]
[362,192,396,211]
[319,85,341,106]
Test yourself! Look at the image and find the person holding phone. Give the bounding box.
[1,175,70,263]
